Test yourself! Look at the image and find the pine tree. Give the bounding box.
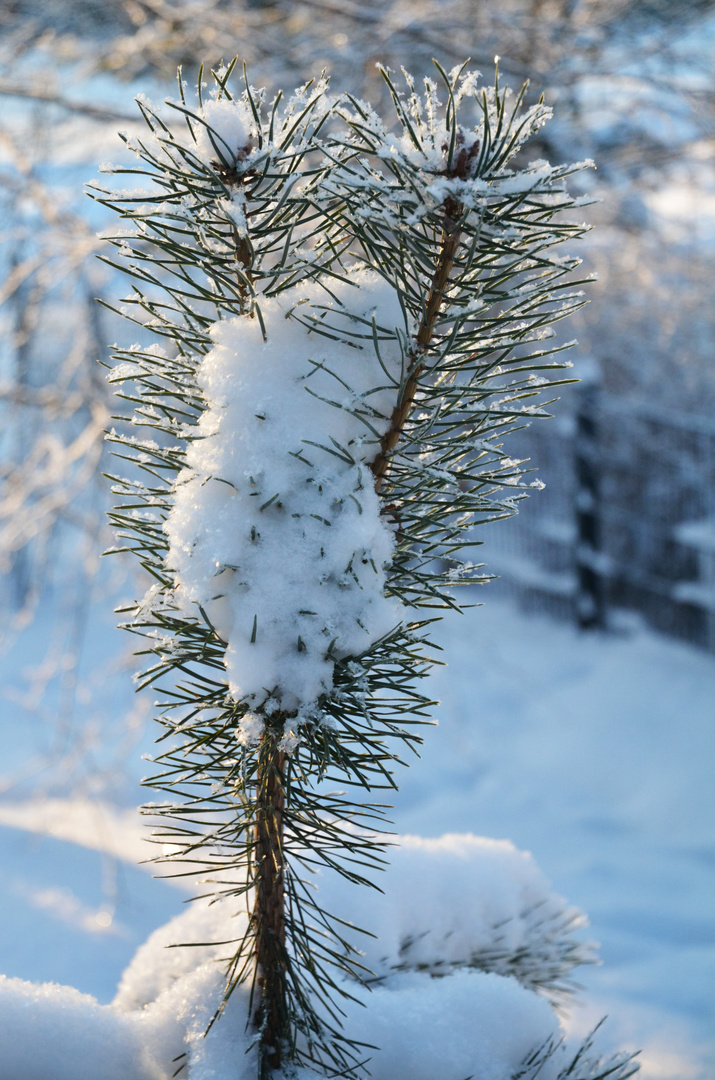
[91,60,636,1080]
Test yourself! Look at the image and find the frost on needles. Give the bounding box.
[91,59,637,1080]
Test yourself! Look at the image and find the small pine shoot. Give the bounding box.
[92,59,635,1080]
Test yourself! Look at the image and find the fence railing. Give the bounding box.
[484,387,715,651]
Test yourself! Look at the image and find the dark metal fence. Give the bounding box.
[484,387,715,651]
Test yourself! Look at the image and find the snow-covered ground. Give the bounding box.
[401,596,715,1080]
[0,592,712,1078]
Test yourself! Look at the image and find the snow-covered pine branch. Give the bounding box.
[321,61,594,610]
[96,59,636,1080]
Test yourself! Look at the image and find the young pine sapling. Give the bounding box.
[92,60,634,1080]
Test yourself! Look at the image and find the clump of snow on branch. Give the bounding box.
[192,95,253,166]
[162,272,406,712]
[330,70,581,239]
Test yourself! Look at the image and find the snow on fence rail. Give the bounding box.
[485,385,715,651]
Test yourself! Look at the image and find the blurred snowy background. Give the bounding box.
[0,1,713,1078]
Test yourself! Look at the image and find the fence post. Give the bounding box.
[574,368,606,630]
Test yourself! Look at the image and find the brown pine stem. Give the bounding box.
[245,141,474,1078]
[213,144,255,306]
[370,195,464,493]
[252,732,287,1076]
[231,222,254,305]
[219,148,287,1073]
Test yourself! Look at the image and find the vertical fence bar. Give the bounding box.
[574,377,605,630]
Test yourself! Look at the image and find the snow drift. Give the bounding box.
[0,833,600,1080]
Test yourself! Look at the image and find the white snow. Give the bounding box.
[128,964,562,1080]
[0,976,155,1080]
[114,898,246,1011]
[191,96,253,168]
[313,833,594,987]
[397,598,715,1080]
[112,832,592,1010]
[0,837,575,1080]
[304,970,561,1080]
[162,272,406,712]
[0,963,239,1080]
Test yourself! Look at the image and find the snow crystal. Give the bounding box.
[235,712,264,747]
[162,271,406,711]
[493,164,555,195]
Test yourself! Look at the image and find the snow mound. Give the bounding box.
[0,963,243,1080]
[0,967,560,1080]
[0,833,601,1080]
[322,969,560,1080]
[0,973,161,1080]
[114,897,246,1011]
[326,833,596,997]
[114,834,594,1015]
[187,969,561,1080]
[163,271,406,712]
